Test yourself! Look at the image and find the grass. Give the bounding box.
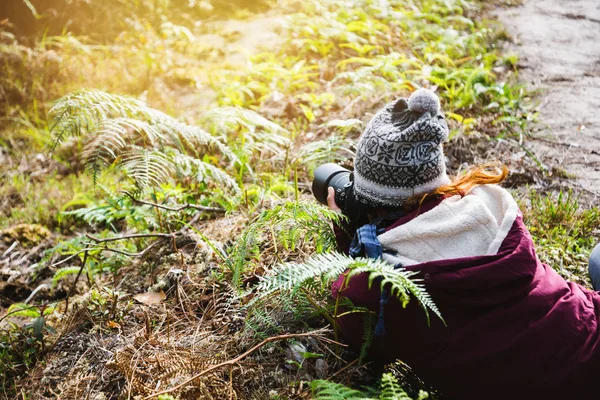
[0,0,597,398]
[0,172,97,231]
[520,190,600,288]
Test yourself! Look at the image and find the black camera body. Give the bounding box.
[312,163,362,218]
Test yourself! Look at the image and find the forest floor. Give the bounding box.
[2,0,600,399]
[496,0,600,199]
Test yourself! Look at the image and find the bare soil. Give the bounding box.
[496,0,600,202]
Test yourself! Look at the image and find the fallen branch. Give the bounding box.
[141,328,333,400]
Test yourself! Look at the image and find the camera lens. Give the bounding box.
[312,163,351,205]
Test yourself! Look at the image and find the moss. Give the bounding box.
[1,223,51,247]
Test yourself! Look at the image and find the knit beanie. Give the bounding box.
[353,88,450,208]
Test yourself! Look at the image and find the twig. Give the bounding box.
[534,136,582,149]
[23,283,51,304]
[86,210,202,246]
[64,250,89,313]
[86,233,172,243]
[50,242,164,269]
[124,193,225,213]
[50,249,92,268]
[330,358,359,379]
[141,329,330,400]
[1,241,18,258]
[48,210,202,296]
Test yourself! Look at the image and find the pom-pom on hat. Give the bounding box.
[353,88,450,208]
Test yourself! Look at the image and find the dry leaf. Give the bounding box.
[106,320,121,329]
[133,291,166,305]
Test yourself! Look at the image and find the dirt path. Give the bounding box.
[496,0,600,201]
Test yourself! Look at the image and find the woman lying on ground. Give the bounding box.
[327,89,600,400]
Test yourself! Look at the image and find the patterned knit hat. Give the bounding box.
[354,88,450,208]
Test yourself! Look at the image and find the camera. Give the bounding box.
[312,163,358,216]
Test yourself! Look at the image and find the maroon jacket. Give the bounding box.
[332,208,600,399]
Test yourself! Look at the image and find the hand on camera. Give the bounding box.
[327,187,342,213]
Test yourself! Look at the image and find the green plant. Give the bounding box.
[310,372,429,400]
[250,252,442,325]
[521,190,600,287]
[49,89,239,193]
[0,171,97,230]
[229,201,342,290]
[201,106,291,183]
[0,303,57,386]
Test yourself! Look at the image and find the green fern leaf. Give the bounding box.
[359,310,376,364]
[379,373,412,400]
[49,89,238,192]
[230,201,342,291]
[119,147,175,191]
[52,266,82,287]
[248,252,443,326]
[310,379,373,400]
[349,262,444,326]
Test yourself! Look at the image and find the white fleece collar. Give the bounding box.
[378,185,519,266]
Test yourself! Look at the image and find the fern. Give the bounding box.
[243,289,315,339]
[311,373,426,400]
[297,134,356,168]
[379,373,413,400]
[249,252,443,325]
[202,106,291,177]
[60,188,159,230]
[170,152,239,193]
[49,89,238,192]
[52,266,83,287]
[229,201,343,290]
[351,262,443,326]
[249,252,354,301]
[119,147,175,190]
[311,379,372,400]
[359,310,377,364]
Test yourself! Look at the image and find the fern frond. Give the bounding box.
[250,252,357,301]
[49,89,238,192]
[349,261,444,326]
[310,373,422,400]
[230,201,343,290]
[379,373,412,400]
[202,106,290,160]
[203,106,288,137]
[171,152,240,194]
[51,89,233,156]
[359,310,376,364]
[310,379,373,400]
[298,134,355,167]
[52,266,82,287]
[249,252,443,326]
[153,118,237,163]
[120,147,175,191]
